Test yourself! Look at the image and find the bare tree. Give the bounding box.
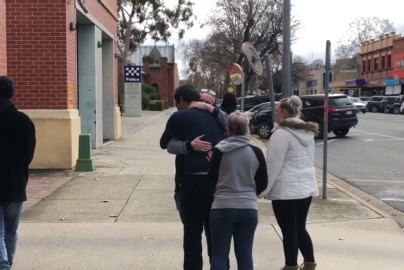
[182,37,231,92]
[203,0,300,92]
[335,17,396,67]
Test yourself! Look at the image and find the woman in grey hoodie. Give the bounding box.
[208,111,268,270]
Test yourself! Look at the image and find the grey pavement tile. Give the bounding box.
[44,175,141,200]
[21,199,127,223]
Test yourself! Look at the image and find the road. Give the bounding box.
[314,112,404,213]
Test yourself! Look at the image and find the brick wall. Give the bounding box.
[5,0,118,110]
[0,0,7,75]
[143,58,170,102]
[6,1,68,109]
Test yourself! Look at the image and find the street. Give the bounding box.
[314,112,404,214]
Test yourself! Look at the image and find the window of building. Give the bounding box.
[381,55,386,69]
[367,59,371,72]
[374,57,379,71]
[387,55,392,68]
[363,60,367,72]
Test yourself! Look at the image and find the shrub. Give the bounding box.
[148,100,165,111]
[142,84,160,100]
[142,92,150,110]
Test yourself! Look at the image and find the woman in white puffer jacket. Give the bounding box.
[259,95,319,270]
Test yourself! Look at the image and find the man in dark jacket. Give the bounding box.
[160,84,223,270]
[0,76,36,269]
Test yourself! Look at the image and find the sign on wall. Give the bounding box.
[124,65,142,117]
[392,53,404,79]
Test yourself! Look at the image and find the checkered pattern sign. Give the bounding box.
[124,66,142,83]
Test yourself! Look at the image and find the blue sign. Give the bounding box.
[323,72,332,89]
[384,79,400,86]
[124,66,142,83]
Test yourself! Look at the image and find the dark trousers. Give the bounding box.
[272,197,315,266]
[180,174,215,270]
[210,208,258,270]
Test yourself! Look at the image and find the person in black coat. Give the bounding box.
[220,92,237,115]
[0,76,36,269]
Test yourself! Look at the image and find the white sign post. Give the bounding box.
[124,65,142,117]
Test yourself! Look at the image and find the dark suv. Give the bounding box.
[237,95,270,111]
[382,95,404,114]
[366,96,385,112]
[251,94,358,139]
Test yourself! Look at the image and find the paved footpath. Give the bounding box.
[14,108,404,270]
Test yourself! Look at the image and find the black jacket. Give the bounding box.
[160,108,223,174]
[0,99,36,203]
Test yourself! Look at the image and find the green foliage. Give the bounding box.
[142,83,160,100]
[147,100,165,111]
[142,91,151,110]
[118,0,195,55]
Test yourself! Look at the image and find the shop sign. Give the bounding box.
[384,79,400,86]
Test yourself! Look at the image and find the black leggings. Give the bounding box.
[272,197,315,266]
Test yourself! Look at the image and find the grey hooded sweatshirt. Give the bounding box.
[208,136,268,210]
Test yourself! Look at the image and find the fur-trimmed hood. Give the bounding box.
[276,117,318,146]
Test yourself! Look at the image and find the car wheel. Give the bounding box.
[258,122,271,139]
[362,109,366,113]
[384,107,390,113]
[371,106,378,113]
[393,106,400,114]
[333,128,349,138]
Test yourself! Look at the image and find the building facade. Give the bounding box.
[132,45,179,106]
[1,0,121,169]
[392,37,404,88]
[360,32,402,96]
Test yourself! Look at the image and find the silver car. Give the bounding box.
[349,97,367,113]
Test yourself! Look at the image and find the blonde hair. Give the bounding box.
[278,95,302,118]
[227,110,249,136]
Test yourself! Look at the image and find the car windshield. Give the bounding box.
[329,97,352,106]
[249,102,270,112]
[350,97,363,103]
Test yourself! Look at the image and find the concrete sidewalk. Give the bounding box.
[15,108,404,270]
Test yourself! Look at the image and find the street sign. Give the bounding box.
[241,42,263,76]
[124,66,142,83]
[227,63,243,85]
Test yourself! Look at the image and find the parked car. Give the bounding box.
[237,95,270,111]
[252,94,358,140]
[348,97,367,113]
[245,102,271,118]
[401,101,404,114]
[359,97,370,103]
[379,96,399,113]
[366,96,385,112]
[383,95,404,114]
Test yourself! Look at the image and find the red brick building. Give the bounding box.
[137,45,179,105]
[1,0,121,169]
[392,37,404,80]
[361,32,403,95]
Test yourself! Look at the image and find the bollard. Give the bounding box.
[75,134,95,171]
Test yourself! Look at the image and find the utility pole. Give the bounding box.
[282,0,291,97]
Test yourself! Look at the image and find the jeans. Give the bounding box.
[210,208,258,270]
[0,202,23,270]
[272,197,315,266]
